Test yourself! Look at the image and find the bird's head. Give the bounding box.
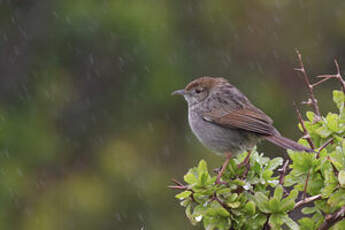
[172,76,229,106]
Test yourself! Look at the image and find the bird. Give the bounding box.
[172,76,312,184]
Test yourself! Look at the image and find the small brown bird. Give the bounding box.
[172,77,312,184]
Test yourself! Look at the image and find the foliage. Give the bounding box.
[172,89,345,229]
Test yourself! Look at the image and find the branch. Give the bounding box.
[279,160,289,185]
[168,178,188,190]
[318,206,345,230]
[303,170,311,199]
[317,138,334,158]
[294,102,315,150]
[327,156,340,177]
[168,185,188,190]
[335,60,345,94]
[316,59,345,95]
[262,215,271,230]
[294,194,322,209]
[295,49,321,118]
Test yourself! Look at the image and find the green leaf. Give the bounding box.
[217,188,231,195]
[274,185,284,201]
[315,125,332,138]
[262,169,273,180]
[244,201,256,215]
[267,157,283,170]
[226,201,241,208]
[198,159,208,173]
[252,192,270,213]
[321,183,338,198]
[288,152,314,172]
[200,172,208,186]
[208,201,230,217]
[306,111,315,122]
[269,198,281,213]
[330,142,345,170]
[338,170,345,188]
[281,214,300,230]
[333,220,345,230]
[280,189,298,212]
[269,214,283,229]
[326,113,339,132]
[321,160,338,197]
[175,190,192,200]
[306,173,324,195]
[333,90,345,111]
[328,189,345,208]
[299,217,316,230]
[203,215,231,230]
[184,172,197,184]
[185,205,198,225]
[226,193,238,202]
[301,207,316,215]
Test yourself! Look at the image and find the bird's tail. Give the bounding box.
[264,135,314,153]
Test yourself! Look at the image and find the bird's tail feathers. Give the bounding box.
[264,135,314,153]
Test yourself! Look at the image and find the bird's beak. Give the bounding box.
[171,89,186,96]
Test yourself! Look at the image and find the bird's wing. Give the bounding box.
[203,107,275,136]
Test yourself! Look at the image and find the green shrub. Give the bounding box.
[171,56,345,230]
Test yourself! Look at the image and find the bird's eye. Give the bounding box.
[195,88,202,94]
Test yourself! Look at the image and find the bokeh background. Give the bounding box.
[0,0,344,229]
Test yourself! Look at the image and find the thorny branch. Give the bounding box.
[318,206,345,230]
[317,59,345,95]
[293,52,345,228]
[295,49,321,119]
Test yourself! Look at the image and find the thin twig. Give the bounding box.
[294,194,322,209]
[168,185,188,190]
[312,77,332,87]
[316,59,345,95]
[262,215,271,230]
[327,156,340,177]
[295,49,321,118]
[293,102,315,150]
[168,178,188,190]
[212,193,235,217]
[303,170,311,199]
[172,178,184,186]
[334,60,345,94]
[318,205,345,230]
[169,179,198,202]
[317,138,334,158]
[215,195,228,209]
[279,160,290,185]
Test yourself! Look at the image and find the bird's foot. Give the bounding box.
[215,153,232,185]
[237,150,252,169]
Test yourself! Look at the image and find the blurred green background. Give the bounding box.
[0,0,344,229]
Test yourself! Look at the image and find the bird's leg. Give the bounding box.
[238,150,252,169]
[216,153,232,185]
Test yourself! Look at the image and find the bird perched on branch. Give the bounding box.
[172,76,313,184]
